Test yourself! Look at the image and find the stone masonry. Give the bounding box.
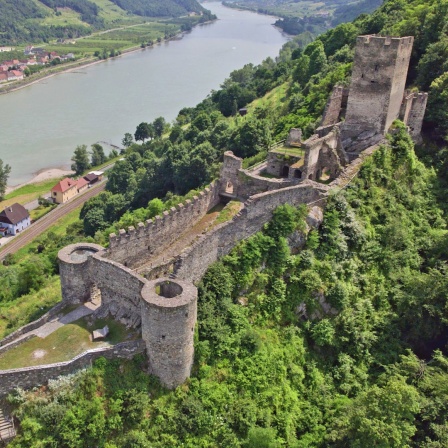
[0,34,429,395]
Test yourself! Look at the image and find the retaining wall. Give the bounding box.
[0,340,145,397]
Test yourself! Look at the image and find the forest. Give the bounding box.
[1,0,448,446]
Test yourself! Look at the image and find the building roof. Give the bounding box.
[51,178,77,193]
[88,171,104,176]
[0,203,29,225]
[76,177,88,190]
[84,173,99,182]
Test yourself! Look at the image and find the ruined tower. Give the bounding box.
[342,35,414,150]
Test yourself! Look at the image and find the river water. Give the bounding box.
[0,2,288,186]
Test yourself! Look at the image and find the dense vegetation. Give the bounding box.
[0,0,210,45]
[110,0,205,17]
[39,0,104,27]
[2,0,448,445]
[0,0,92,44]
[224,0,383,35]
[8,127,448,447]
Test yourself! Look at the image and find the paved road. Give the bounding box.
[0,181,106,260]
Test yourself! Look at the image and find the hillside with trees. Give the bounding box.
[223,0,383,36]
[2,0,448,445]
[0,0,208,44]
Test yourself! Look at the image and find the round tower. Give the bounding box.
[58,243,104,305]
[140,278,197,389]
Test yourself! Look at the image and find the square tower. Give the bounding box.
[342,35,414,142]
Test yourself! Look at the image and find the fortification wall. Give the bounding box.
[174,181,329,283]
[407,92,428,141]
[343,35,413,142]
[89,255,145,328]
[386,37,414,131]
[108,183,221,267]
[141,278,197,389]
[0,340,145,397]
[321,86,345,127]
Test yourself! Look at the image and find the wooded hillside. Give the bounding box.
[3,0,448,446]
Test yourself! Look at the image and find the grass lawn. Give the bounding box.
[0,316,135,370]
[30,204,57,222]
[215,201,243,225]
[1,179,63,209]
[271,146,306,158]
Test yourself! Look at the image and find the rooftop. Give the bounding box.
[0,203,29,225]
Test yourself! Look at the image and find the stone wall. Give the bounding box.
[0,301,66,348]
[0,340,145,397]
[174,181,329,283]
[89,255,145,328]
[320,86,347,127]
[108,183,221,267]
[302,129,347,181]
[343,35,413,145]
[407,92,428,141]
[141,279,197,389]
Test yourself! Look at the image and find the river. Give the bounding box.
[0,2,289,186]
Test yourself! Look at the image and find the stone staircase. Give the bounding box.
[0,408,15,443]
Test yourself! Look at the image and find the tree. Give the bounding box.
[153,116,166,138]
[90,143,106,167]
[122,133,134,148]
[134,122,151,143]
[0,159,11,201]
[71,145,90,176]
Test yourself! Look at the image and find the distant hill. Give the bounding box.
[224,0,383,36]
[109,0,206,17]
[0,0,206,45]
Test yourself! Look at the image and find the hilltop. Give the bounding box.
[1,0,448,446]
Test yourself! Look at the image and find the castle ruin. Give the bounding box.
[0,35,428,394]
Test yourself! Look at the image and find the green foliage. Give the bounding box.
[0,158,12,201]
[70,144,91,175]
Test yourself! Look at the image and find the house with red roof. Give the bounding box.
[51,178,78,204]
[0,203,30,236]
[0,73,8,84]
[76,177,89,194]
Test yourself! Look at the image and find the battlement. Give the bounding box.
[358,35,414,48]
[108,182,221,266]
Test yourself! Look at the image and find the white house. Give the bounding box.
[0,203,31,236]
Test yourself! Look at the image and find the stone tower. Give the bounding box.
[342,35,414,148]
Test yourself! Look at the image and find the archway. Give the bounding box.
[89,284,102,307]
[225,181,234,194]
[308,174,313,180]
[282,166,290,177]
[294,169,302,179]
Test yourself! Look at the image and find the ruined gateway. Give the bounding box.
[0,35,428,393]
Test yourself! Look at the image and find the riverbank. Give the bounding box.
[0,18,217,97]
[5,168,73,195]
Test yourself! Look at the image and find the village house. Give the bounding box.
[0,73,7,84]
[76,177,89,194]
[7,71,24,81]
[0,46,14,52]
[0,203,30,236]
[51,178,78,204]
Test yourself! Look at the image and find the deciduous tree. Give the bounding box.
[0,158,11,201]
